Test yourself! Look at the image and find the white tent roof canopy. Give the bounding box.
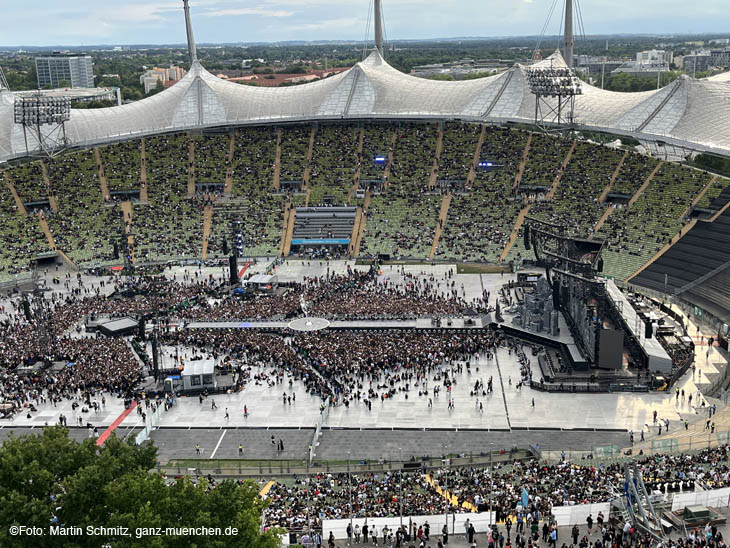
[1,49,730,161]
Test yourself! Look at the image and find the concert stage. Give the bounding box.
[184,316,490,331]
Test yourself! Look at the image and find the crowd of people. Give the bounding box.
[0,263,495,414]
[263,444,730,540]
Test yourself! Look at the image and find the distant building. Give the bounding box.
[635,50,673,65]
[139,65,187,94]
[710,48,730,69]
[611,51,672,78]
[35,53,94,89]
[574,55,629,77]
[681,51,713,74]
[410,59,508,79]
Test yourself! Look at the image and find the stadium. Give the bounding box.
[0,1,729,547]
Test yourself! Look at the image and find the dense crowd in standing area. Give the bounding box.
[0,264,493,415]
[262,444,730,547]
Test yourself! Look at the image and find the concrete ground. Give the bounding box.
[1,259,726,462]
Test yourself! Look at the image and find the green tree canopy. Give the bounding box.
[0,427,281,548]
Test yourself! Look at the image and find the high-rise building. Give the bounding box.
[35,53,94,89]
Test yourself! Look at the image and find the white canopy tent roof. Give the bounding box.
[1,49,730,162]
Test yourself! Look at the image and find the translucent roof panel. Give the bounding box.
[2,50,730,162]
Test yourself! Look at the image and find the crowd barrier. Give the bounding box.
[323,512,495,540]
[135,403,165,445]
[551,503,611,526]
[671,487,730,511]
[321,501,613,538]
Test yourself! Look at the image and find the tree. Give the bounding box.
[122,87,144,101]
[0,427,281,548]
[57,79,71,89]
[145,79,165,97]
[427,74,455,81]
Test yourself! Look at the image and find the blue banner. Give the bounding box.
[522,488,529,509]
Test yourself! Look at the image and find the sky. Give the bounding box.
[1,0,729,47]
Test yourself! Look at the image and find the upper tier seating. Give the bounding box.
[308,125,358,206]
[99,140,141,193]
[45,151,117,265]
[0,122,722,281]
[360,123,441,258]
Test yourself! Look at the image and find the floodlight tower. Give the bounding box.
[374,0,385,57]
[564,0,574,68]
[14,93,71,158]
[525,61,582,131]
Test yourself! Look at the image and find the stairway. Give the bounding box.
[429,194,452,259]
[120,201,135,263]
[500,203,531,262]
[428,125,445,190]
[38,213,56,250]
[683,175,718,218]
[202,204,213,259]
[187,136,196,197]
[94,148,111,201]
[40,161,53,197]
[279,201,291,256]
[349,127,365,202]
[363,189,372,211]
[598,151,628,204]
[709,199,730,222]
[302,126,316,189]
[349,207,363,256]
[140,138,149,202]
[592,205,616,236]
[513,133,533,193]
[282,207,296,257]
[49,196,59,212]
[224,132,236,196]
[273,128,282,191]
[383,129,397,191]
[5,174,27,216]
[466,124,487,189]
[352,190,372,256]
[629,162,664,207]
[545,141,576,200]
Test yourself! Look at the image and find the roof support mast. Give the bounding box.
[183,0,198,65]
[374,0,385,57]
[564,0,574,68]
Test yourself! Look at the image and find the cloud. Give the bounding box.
[200,7,294,17]
[282,17,361,32]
